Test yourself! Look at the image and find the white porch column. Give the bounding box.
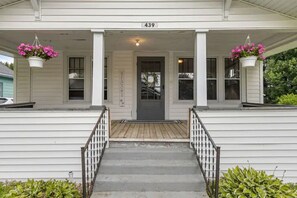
[194,30,208,108]
[92,30,105,107]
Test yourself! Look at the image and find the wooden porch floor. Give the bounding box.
[110,121,189,140]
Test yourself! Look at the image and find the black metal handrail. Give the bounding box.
[189,108,221,198]
[81,107,110,198]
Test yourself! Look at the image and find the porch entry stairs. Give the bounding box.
[91,142,208,198]
[81,107,221,198]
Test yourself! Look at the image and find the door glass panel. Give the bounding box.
[140,61,161,100]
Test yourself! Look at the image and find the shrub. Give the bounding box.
[277,94,297,106]
[219,166,297,198]
[0,180,81,198]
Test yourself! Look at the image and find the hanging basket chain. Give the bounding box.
[244,34,251,46]
[32,34,41,47]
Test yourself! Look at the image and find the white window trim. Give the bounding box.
[67,56,86,101]
[173,53,194,104]
[63,52,92,104]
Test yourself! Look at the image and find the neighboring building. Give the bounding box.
[0,62,13,98]
[0,0,297,191]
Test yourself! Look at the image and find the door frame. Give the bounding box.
[132,52,169,120]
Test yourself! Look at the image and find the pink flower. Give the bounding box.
[17,43,59,60]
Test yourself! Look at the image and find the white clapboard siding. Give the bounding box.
[15,52,64,106]
[198,109,297,183]
[0,0,290,24]
[246,62,263,103]
[0,110,101,182]
[108,51,134,120]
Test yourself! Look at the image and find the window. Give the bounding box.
[0,82,3,97]
[178,58,194,100]
[69,57,84,100]
[178,58,217,100]
[104,57,108,100]
[225,58,240,100]
[207,58,217,100]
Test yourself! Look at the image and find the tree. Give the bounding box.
[264,48,297,103]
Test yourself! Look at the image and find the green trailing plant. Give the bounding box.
[0,179,81,198]
[219,166,297,198]
[277,94,297,106]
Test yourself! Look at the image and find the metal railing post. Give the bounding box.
[189,108,193,148]
[81,147,87,198]
[215,146,221,198]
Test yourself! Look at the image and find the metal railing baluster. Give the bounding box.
[189,108,221,198]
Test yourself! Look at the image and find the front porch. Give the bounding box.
[110,120,189,141]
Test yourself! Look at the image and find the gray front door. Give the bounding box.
[137,57,165,120]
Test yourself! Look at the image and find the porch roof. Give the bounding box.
[242,0,297,19]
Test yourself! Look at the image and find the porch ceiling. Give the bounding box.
[0,29,296,56]
[241,0,297,19]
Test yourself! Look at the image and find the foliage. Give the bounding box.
[231,43,265,60]
[219,166,297,198]
[0,179,81,198]
[17,43,58,60]
[277,94,297,106]
[264,48,297,103]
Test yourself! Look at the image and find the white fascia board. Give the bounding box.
[0,20,297,30]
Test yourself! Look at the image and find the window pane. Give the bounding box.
[69,90,84,100]
[225,80,240,100]
[69,79,84,89]
[179,58,194,73]
[104,57,108,100]
[69,57,84,100]
[225,58,240,79]
[179,80,194,100]
[178,58,194,100]
[207,58,216,78]
[207,80,217,100]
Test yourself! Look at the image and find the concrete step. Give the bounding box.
[92,192,208,198]
[103,152,195,160]
[92,143,206,197]
[99,165,201,175]
[109,142,190,148]
[94,181,206,192]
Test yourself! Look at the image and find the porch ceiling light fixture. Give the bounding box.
[178,59,183,64]
[135,39,140,47]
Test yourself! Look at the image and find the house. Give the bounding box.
[0,62,13,98]
[0,0,297,197]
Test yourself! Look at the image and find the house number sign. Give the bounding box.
[141,22,158,28]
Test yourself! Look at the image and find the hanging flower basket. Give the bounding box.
[230,35,265,67]
[239,56,258,67]
[17,35,58,68]
[28,56,44,68]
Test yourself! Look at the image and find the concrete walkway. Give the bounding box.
[92,142,208,198]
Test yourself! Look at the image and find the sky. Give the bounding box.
[0,54,14,64]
